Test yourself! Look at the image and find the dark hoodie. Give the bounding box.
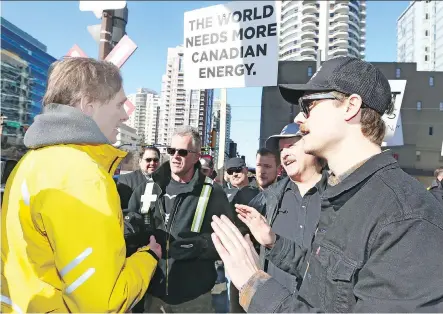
[127,162,234,305]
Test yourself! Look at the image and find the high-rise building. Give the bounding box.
[126,88,160,145]
[158,46,214,147]
[278,0,366,61]
[212,99,232,156]
[1,17,56,159]
[397,0,443,71]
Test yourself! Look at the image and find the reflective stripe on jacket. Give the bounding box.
[1,144,158,313]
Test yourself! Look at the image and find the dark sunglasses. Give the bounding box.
[227,167,244,175]
[167,147,197,157]
[144,158,159,163]
[298,92,340,118]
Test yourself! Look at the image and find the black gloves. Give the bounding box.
[123,212,145,256]
[168,231,208,260]
[124,212,144,239]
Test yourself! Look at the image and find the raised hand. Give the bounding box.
[235,204,276,248]
[211,215,259,290]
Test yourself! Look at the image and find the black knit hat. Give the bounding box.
[279,57,392,115]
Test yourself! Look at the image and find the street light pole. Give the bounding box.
[99,10,113,60]
[217,88,227,181]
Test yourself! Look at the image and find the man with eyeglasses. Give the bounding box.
[127,125,233,313]
[224,157,250,197]
[223,157,261,313]
[210,57,443,312]
[117,146,161,210]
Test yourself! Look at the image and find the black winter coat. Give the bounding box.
[127,162,234,305]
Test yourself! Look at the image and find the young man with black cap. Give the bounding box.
[211,57,443,312]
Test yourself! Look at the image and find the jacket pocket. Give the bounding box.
[297,245,358,312]
[326,252,358,312]
[296,246,329,309]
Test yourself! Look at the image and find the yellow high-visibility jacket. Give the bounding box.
[1,144,157,313]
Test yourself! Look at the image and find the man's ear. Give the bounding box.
[79,97,96,116]
[344,94,363,122]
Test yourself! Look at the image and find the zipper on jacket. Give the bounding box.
[108,157,119,173]
[165,198,182,296]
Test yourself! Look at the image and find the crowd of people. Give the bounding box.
[1,56,443,313]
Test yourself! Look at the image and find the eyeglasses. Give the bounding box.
[299,92,340,118]
[144,158,159,163]
[227,167,243,175]
[167,147,197,157]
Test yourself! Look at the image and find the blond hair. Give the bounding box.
[43,58,122,107]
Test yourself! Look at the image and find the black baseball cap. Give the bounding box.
[265,123,302,152]
[225,157,246,170]
[279,57,392,115]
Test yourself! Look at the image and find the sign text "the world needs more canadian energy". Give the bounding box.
[183,1,279,89]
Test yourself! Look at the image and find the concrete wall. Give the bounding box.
[260,61,443,175]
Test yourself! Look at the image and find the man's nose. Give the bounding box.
[281,150,289,159]
[294,112,306,124]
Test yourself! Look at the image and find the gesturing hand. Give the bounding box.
[211,215,260,290]
[235,204,276,248]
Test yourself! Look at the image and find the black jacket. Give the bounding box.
[246,152,443,312]
[249,173,327,291]
[127,162,234,305]
[224,185,261,234]
[117,169,148,209]
[429,179,443,205]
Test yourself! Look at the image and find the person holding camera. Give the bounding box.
[117,146,161,210]
[127,125,233,313]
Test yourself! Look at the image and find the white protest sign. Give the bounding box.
[183,1,279,89]
[441,141,443,157]
[382,80,407,147]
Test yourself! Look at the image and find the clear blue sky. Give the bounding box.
[2,1,409,166]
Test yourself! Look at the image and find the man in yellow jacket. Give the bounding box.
[1,58,161,313]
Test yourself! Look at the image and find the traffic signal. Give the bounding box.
[209,129,217,149]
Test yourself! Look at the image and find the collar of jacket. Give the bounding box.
[263,176,290,203]
[265,169,328,200]
[323,151,398,200]
[71,144,127,174]
[429,179,443,189]
[151,161,206,193]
